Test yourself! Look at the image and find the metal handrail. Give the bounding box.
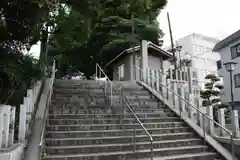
[120,85,154,160]
[39,60,56,158]
[94,65,154,159]
[135,66,235,160]
[96,63,112,106]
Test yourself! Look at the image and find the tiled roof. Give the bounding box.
[213,29,240,52]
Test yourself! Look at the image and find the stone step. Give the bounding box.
[46,127,191,138]
[45,132,195,146]
[48,108,172,115]
[48,117,181,125]
[53,89,149,95]
[42,145,209,160]
[45,139,203,155]
[129,152,219,160]
[50,98,157,104]
[49,103,166,110]
[54,84,144,91]
[52,95,153,101]
[48,112,177,119]
[46,122,185,131]
[50,101,163,108]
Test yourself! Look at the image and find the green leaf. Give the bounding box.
[213,103,229,108]
[202,100,211,106]
[211,98,221,104]
[215,84,224,90]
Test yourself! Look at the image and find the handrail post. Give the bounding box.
[202,114,206,145]
[231,135,235,160]
[95,65,98,80]
[110,84,112,106]
[133,126,136,152]
[150,140,153,160]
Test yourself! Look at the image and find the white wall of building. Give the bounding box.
[175,33,221,87]
[217,39,240,103]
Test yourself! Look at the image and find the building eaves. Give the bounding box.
[105,41,172,67]
[213,29,240,52]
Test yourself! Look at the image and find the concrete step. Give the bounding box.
[45,132,195,146]
[129,152,219,160]
[42,145,209,160]
[48,112,177,119]
[52,95,153,101]
[45,139,203,155]
[53,89,149,95]
[48,108,172,115]
[49,103,167,111]
[50,101,163,109]
[48,117,181,125]
[54,84,144,91]
[50,98,157,105]
[45,127,191,138]
[46,122,186,131]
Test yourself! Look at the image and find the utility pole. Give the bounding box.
[132,14,136,80]
[167,12,177,69]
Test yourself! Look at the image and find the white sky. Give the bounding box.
[30,0,240,57]
[157,0,240,46]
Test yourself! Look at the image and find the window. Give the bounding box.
[235,74,240,88]
[217,60,222,69]
[231,43,240,59]
[118,64,124,80]
[193,44,204,54]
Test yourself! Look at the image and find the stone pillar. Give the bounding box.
[218,108,226,136]
[179,85,186,116]
[196,97,202,126]
[141,40,148,81]
[187,68,194,119]
[19,104,27,142]
[129,55,134,81]
[173,82,179,109]
[207,105,215,136]
[2,105,11,148]
[8,106,16,146]
[24,97,30,132]
[156,70,160,91]
[27,89,33,121]
[231,109,240,138]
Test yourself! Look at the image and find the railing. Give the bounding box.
[120,85,154,160]
[39,60,56,158]
[94,64,153,160]
[0,80,43,150]
[135,66,235,160]
[95,64,112,106]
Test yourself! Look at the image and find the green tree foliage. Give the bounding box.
[200,74,228,108]
[0,0,57,104]
[0,52,43,104]
[47,0,167,79]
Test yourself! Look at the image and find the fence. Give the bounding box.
[135,66,235,160]
[0,80,43,150]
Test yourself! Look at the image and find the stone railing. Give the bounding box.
[136,66,239,138]
[0,80,43,150]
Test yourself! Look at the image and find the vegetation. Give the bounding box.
[47,0,168,79]
[0,0,57,104]
[1,0,168,101]
[200,74,228,108]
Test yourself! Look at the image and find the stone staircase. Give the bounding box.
[42,80,225,160]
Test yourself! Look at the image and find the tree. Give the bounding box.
[200,74,228,109]
[47,0,167,79]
